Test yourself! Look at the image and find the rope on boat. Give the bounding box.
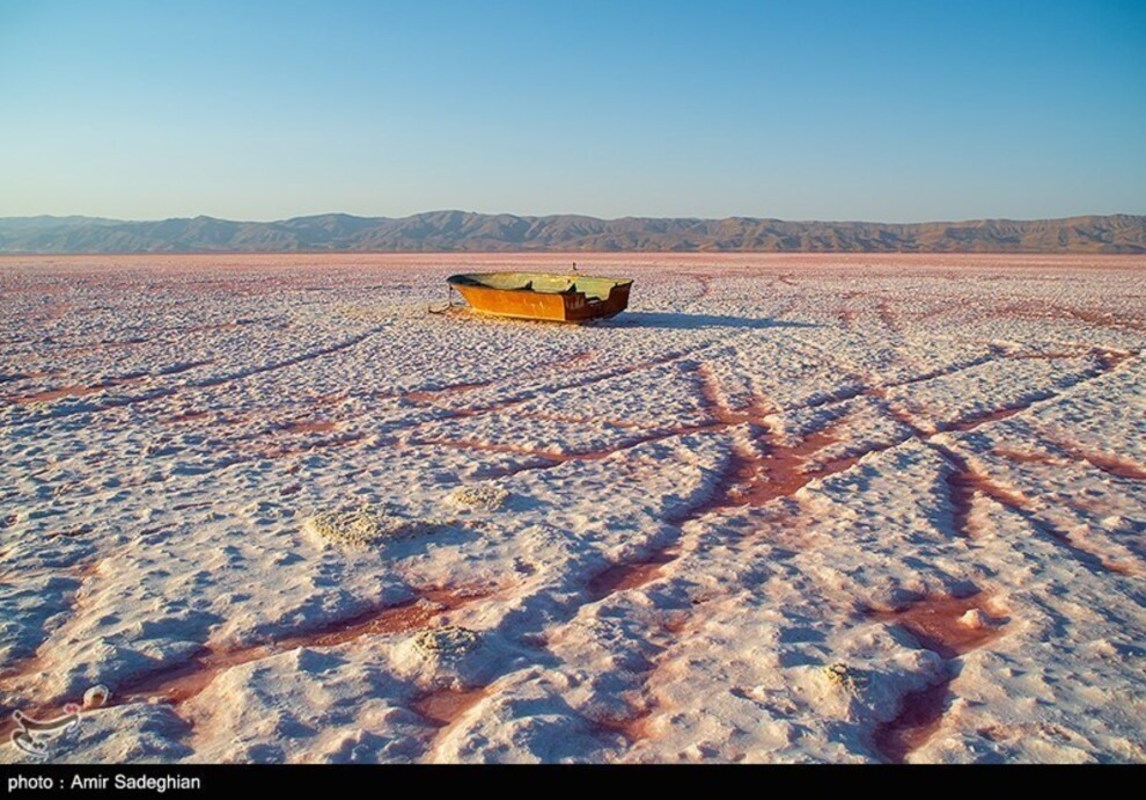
[427,285,460,315]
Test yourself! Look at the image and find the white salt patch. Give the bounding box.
[448,484,510,511]
[303,504,436,547]
[959,609,986,629]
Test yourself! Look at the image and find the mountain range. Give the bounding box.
[1,212,1144,254]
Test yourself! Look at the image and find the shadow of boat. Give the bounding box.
[595,311,821,330]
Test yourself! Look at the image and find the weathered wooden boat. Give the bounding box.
[446,272,633,322]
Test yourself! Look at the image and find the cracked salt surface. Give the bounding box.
[0,252,1143,764]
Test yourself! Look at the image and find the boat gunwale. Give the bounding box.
[446,271,633,294]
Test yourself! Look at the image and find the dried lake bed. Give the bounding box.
[0,252,1143,763]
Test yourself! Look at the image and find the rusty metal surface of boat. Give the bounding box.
[447,272,633,322]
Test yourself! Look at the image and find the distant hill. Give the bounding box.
[1,212,1144,254]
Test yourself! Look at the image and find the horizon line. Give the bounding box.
[3,210,1144,227]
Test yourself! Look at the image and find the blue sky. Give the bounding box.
[1,0,1143,221]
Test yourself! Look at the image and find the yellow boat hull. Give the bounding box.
[447,272,633,322]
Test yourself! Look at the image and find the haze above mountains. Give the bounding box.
[1,212,1144,254]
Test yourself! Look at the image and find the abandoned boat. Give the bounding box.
[446,272,633,322]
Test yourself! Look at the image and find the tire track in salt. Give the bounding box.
[5,324,392,423]
[867,591,1009,763]
[0,584,497,752]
